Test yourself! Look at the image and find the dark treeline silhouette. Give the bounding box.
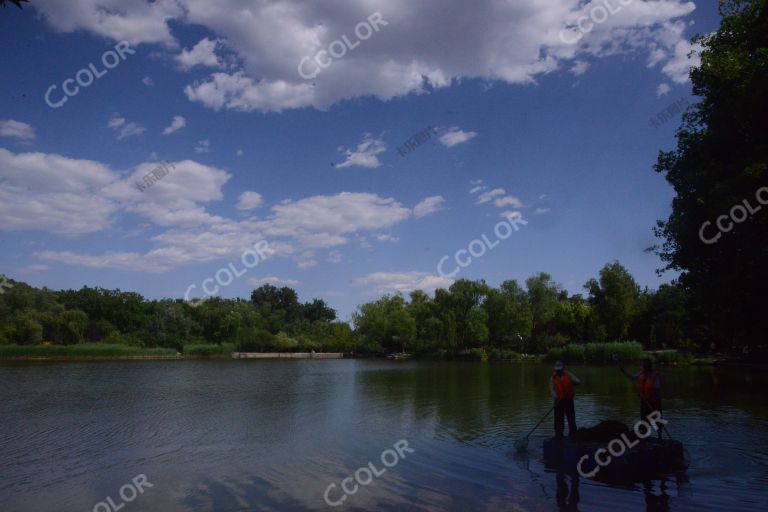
[653,0,767,352]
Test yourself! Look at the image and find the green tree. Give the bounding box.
[353,295,416,353]
[526,273,561,350]
[9,310,43,345]
[653,0,767,351]
[585,262,641,341]
[61,309,89,344]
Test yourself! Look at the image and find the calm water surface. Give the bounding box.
[1,360,766,511]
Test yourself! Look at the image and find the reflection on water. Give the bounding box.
[0,360,766,511]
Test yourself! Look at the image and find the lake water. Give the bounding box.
[1,360,766,511]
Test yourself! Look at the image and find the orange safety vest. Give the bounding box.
[638,371,661,403]
[551,371,575,400]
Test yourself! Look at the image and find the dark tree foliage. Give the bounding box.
[0,0,30,9]
[352,263,695,356]
[2,261,699,356]
[0,278,351,352]
[653,0,767,351]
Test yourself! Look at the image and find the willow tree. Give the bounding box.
[653,0,767,351]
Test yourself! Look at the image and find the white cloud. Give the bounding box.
[375,234,399,243]
[107,113,145,140]
[570,60,589,76]
[476,188,506,204]
[413,196,445,218]
[236,191,263,211]
[534,207,551,215]
[258,192,410,246]
[326,250,343,263]
[176,37,224,70]
[185,71,315,113]
[335,134,386,169]
[494,195,524,208]
[194,139,210,153]
[499,209,526,221]
[352,271,454,296]
[31,0,181,47]
[142,76,155,86]
[0,148,119,235]
[236,149,244,157]
[297,258,318,269]
[30,0,698,113]
[662,37,702,84]
[248,276,301,287]
[162,115,186,135]
[438,127,477,148]
[0,120,36,142]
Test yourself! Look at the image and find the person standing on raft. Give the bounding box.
[550,360,581,439]
[622,358,663,440]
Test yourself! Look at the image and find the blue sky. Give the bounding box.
[0,1,719,319]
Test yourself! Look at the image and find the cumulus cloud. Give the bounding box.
[41,188,417,273]
[494,195,524,208]
[570,60,589,76]
[0,120,36,142]
[236,191,263,211]
[108,113,145,140]
[657,83,671,97]
[438,127,477,148]
[476,188,506,204]
[0,147,377,273]
[0,148,119,235]
[30,0,699,113]
[335,134,386,169]
[194,139,210,153]
[413,196,445,218]
[185,72,315,113]
[176,37,224,70]
[258,192,410,244]
[326,250,343,263]
[352,271,454,295]
[162,115,186,135]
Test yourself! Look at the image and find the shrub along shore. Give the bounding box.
[0,341,704,365]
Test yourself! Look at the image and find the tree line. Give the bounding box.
[352,262,691,355]
[1,261,696,356]
[0,281,356,353]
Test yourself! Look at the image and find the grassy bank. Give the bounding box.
[546,342,698,365]
[547,342,645,363]
[182,343,234,357]
[0,343,178,358]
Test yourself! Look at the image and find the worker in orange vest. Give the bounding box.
[626,358,663,440]
[550,360,581,439]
